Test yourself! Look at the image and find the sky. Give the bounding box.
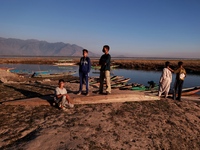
[0,0,200,58]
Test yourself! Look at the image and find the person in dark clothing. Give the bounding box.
[99,45,111,94]
[77,49,91,96]
[172,61,186,101]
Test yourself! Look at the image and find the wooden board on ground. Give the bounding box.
[1,90,160,106]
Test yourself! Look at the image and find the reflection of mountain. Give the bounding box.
[0,37,99,57]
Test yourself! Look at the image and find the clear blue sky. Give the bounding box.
[0,0,200,58]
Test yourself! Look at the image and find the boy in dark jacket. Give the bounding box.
[99,45,111,94]
[77,49,91,96]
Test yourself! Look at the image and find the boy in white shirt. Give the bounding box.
[54,79,74,110]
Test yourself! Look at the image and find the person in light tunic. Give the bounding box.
[54,79,74,111]
[158,61,172,98]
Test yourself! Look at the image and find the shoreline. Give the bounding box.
[0,57,200,74]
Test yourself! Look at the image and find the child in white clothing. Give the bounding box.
[54,79,74,110]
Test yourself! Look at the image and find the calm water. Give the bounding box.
[1,64,200,90]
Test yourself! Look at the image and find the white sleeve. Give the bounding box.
[55,87,61,95]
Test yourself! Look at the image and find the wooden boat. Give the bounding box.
[131,81,159,91]
[111,75,123,81]
[89,76,124,85]
[131,85,146,91]
[165,86,200,96]
[181,86,200,96]
[9,69,33,75]
[0,67,15,72]
[32,71,76,78]
[111,83,127,89]
[114,78,130,83]
[119,84,133,90]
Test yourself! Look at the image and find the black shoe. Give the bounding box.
[98,91,103,94]
[106,91,111,95]
[77,91,81,95]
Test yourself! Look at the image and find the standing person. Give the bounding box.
[54,79,74,111]
[77,49,91,96]
[99,45,111,94]
[172,61,186,101]
[158,61,172,98]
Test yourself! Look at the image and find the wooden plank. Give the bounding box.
[72,94,159,105]
[2,92,160,106]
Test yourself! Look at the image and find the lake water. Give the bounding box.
[1,64,200,90]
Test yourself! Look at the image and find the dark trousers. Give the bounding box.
[173,79,184,100]
[79,72,89,93]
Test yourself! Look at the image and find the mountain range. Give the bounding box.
[0,37,99,57]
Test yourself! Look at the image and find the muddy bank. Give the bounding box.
[0,57,200,74]
[0,70,200,149]
[1,99,200,149]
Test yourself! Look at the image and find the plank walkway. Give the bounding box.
[1,90,160,106]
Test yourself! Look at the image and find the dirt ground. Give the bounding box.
[0,69,200,150]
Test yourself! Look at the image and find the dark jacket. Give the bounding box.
[79,57,91,74]
[99,53,111,71]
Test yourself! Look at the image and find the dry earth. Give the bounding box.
[0,69,200,150]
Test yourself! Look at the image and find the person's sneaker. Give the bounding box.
[69,103,74,108]
[77,91,81,95]
[62,107,69,112]
[59,103,62,109]
[86,93,89,96]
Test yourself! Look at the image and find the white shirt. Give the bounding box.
[55,87,67,95]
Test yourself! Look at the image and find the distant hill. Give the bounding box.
[0,37,99,57]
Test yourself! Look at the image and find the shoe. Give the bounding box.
[69,103,74,108]
[86,93,89,96]
[62,107,69,112]
[98,91,103,94]
[59,103,63,109]
[106,91,111,95]
[77,92,81,95]
[176,98,181,101]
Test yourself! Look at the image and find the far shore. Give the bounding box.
[0,57,200,74]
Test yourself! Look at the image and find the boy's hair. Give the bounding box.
[83,49,88,53]
[165,61,170,67]
[59,79,64,83]
[178,61,183,67]
[103,45,110,51]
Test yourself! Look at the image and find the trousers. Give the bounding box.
[173,79,184,100]
[99,70,111,93]
[79,72,89,93]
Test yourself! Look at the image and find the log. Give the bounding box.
[1,91,160,106]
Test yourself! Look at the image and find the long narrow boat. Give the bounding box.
[9,69,33,75]
[147,86,200,96]
[90,75,124,85]
[114,78,130,84]
[131,85,159,91]
[32,71,76,78]
[0,67,15,72]
[181,86,200,96]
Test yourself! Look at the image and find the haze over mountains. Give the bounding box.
[0,37,99,57]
